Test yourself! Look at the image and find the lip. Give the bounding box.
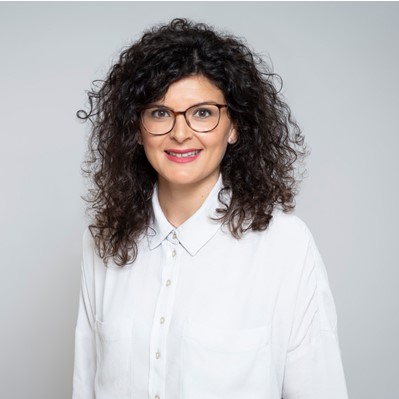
[164,148,203,163]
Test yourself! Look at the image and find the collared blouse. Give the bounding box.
[73,176,348,399]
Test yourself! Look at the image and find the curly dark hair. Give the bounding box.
[78,18,306,266]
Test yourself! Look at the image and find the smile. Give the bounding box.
[164,149,202,163]
[165,150,202,158]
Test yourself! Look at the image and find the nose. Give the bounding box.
[169,114,193,143]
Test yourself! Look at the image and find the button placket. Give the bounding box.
[148,238,180,399]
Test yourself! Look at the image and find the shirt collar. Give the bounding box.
[147,175,227,256]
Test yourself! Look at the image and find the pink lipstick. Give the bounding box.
[164,148,202,163]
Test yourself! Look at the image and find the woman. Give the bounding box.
[73,18,348,399]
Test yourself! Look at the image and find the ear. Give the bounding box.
[227,125,238,144]
[137,132,143,145]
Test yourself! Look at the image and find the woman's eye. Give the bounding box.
[193,108,212,118]
[151,109,171,119]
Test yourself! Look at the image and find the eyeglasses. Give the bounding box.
[140,102,228,136]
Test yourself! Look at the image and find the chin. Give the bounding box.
[158,166,206,184]
[163,173,200,186]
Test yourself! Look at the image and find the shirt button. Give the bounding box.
[155,351,161,359]
[160,317,165,324]
[172,249,176,257]
[172,231,177,239]
[155,396,160,399]
[166,279,171,287]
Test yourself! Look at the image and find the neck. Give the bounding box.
[157,174,219,227]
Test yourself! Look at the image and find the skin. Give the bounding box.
[140,74,237,227]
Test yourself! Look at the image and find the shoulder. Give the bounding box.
[252,209,325,277]
[82,227,96,263]
[266,209,313,248]
[80,227,108,280]
[82,226,94,248]
[270,209,309,230]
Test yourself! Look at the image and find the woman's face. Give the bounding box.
[140,75,237,190]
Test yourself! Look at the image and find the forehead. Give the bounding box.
[159,75,225,106]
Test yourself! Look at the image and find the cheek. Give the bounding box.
[205,141,229,167]
[208,134,230,155]
[143,145,158,161]
[142,141,161,169]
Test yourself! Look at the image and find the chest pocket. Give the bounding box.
[180,321,271,399]
[94,318,133,399]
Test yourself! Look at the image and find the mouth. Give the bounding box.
[164,149,203,163]
[165,149,202,158]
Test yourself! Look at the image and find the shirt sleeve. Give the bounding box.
[72,231,96,399]
[282,232,349,399]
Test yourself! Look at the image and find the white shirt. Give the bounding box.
[73,176,348,399]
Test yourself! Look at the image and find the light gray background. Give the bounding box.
[0,2,398,398]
